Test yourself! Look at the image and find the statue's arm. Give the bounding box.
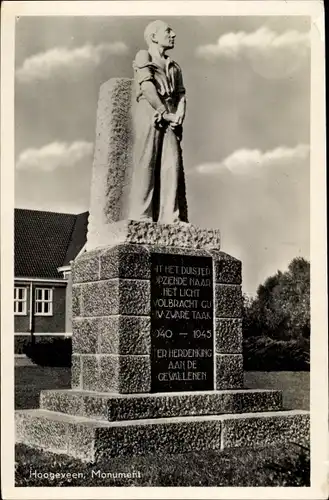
[134,50,176,124]
[173,64,186,126]
[141,81,166,113]
[175,94,186,126]
[140,82,176,124]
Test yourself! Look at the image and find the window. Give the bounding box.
[35,288,53,316]
[14,287,27,315]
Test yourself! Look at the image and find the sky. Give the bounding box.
[15,15,311,294]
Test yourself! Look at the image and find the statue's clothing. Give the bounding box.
[129,49,188,223]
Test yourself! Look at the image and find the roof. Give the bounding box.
[63,212,89,266]
[15,209,88,278]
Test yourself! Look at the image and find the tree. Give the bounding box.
[242,258,310,370]
[243,257,310,341]
[274,258,310,338]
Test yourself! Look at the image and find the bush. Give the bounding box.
[243,335,310,371]
[15,336,32,355]
[23,337,72,367]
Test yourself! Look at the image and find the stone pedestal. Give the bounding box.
[71,222,243,394]
[16,223,310,461]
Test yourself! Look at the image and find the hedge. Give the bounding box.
[243,336,310,371]
[23,337,72,367]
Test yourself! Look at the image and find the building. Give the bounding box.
[14,208,88,354]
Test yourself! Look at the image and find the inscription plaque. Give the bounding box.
[151,253,214,392]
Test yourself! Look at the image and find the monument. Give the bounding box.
[16,21,309,463]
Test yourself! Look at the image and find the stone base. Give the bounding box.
[87,219,221,251]
[16,408,309,462]
[40,388,283,421]
[71,243,243,393]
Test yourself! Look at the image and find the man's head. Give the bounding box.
[144,20,176,50]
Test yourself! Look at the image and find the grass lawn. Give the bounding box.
[16,442,310,487]
[15,365,71,409]
[244,371,310,410]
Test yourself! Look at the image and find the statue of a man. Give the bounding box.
[129,20,188,223]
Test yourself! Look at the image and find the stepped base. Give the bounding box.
[40,388,283,421]
[16,408,309,462]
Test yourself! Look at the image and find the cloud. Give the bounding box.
[195,144,310,175]
[196,27,310,78]
[196,27,310,59]
[189,143,310,293]
[16,141,93,172]
[16,42,128,83]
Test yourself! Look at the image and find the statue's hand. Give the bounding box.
[162,112,180,130]
[174,111,185,126]
[163,112,177,124]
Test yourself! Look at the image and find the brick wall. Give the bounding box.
[14,281,67,334]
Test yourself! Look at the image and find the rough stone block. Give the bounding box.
[40,390,84,417]
[16,410,99,462]
[72,249,101,284]
[40,388,283,421]
[71,354,82,389]
[80,279,150,317]
[215,284,242,318]
[16,409,309,461]
[81,355,100,391]
[73,315,150,355]
[83,394,109,420]
[212,251,242,284]
[41,390,108,422]
[238,390,283,414]
[119,279,150,315]
[95,419,221,460]
[118,355,151,393]
[16,410,69,454]
[98,355,120,392]
[216,354,244,389]
[99,316,151,355]
[87,219,221,252]
[67,423,97,461]
[80,281,119,317]
[105,389,282,420]
[72,285,82,318]
[221,411,310,449]
[100,244,151,280]
[79,354,150,393]
[92,317,119,354]
[216,319,243,354]
[72,318,98,354]
[108,390,281,419]
[87,78,134,251]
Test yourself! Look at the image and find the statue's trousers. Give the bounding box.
[129,98,187,223]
